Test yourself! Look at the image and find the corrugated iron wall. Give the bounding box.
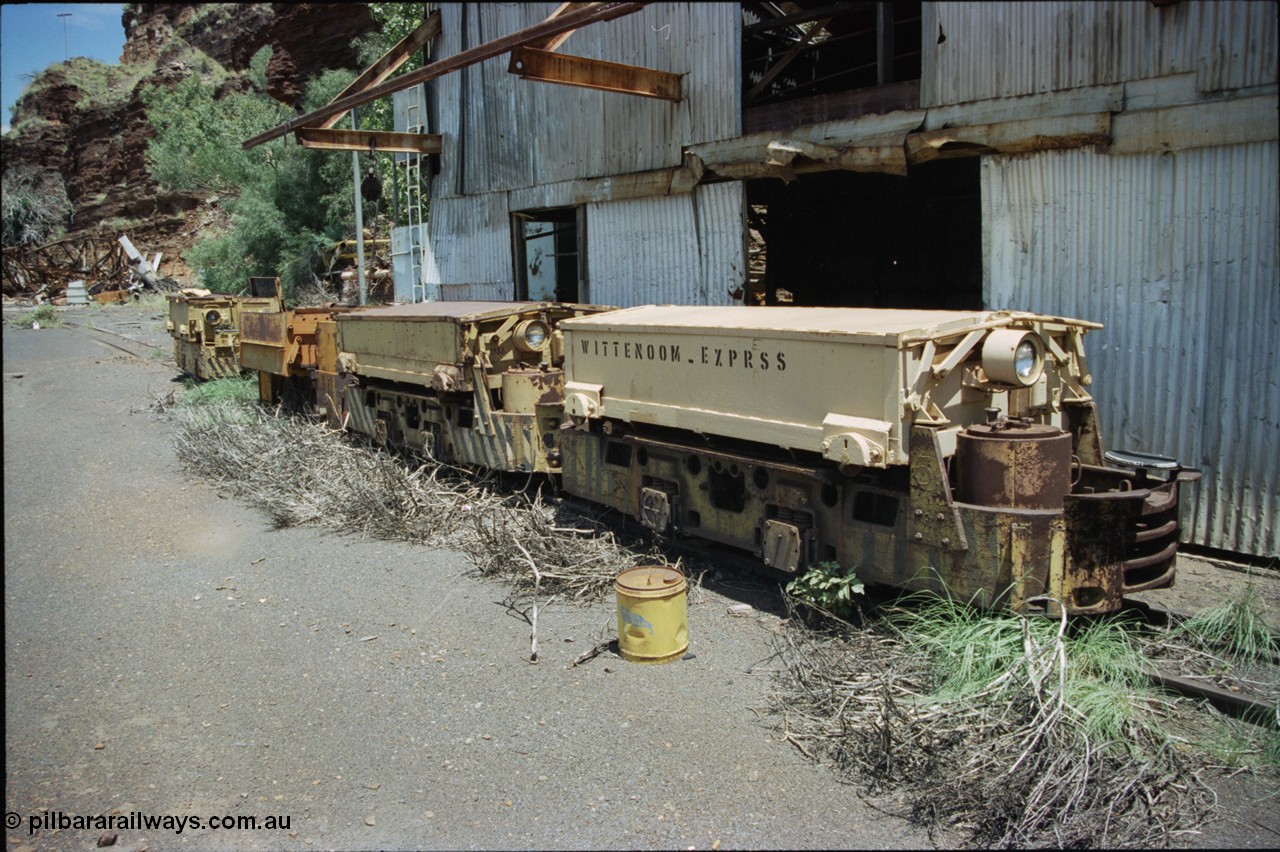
[419,182,747,308]
[983,143,1279,557]
[586,182,745,307]
[432,2,740,197]
[390,224,425,302]
[410,4,746,305]
[421,194,513,299]
[922,0,1277,106]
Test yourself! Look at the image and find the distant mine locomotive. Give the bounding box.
[217,297,1197,616]
[166,277,284,380]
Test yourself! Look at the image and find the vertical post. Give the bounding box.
[876,2,894,86]
[58,13,71,60]
[391,154,400,227]
[350,108,367,306]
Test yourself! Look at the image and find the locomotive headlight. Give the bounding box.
[514,319,550,353]
[204,309,222,326]
[982,328,1045,387]
[1013,339,1039,379]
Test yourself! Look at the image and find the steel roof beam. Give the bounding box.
[318,10,442,129]
[243,2,646,150]
[509,47,681,101]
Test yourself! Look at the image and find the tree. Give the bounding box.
[1,165,71,247]
[141,58,359,298]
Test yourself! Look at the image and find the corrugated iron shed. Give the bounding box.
[383,1,1277,557]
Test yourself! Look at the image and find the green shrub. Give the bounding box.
[10,304,64,328]
[178,375,257,409]
[142,68,358,301]
[786,561,865,621]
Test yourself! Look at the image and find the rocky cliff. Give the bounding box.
[1,3,377,281]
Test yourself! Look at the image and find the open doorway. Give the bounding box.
[512,207,582,303]
[746,158,982,309]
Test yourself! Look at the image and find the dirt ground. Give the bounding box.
[4,302,1278,850]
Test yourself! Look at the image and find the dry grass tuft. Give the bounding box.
[457,490,674,601]
[771,597,1222,848]
[169,400,676,602]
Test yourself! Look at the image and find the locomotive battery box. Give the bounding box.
[561,305,1100,468]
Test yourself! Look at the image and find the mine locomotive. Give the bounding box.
[238,301,364,407]
[333,301,614,473]
[557,306,1199,616]
[212,296,1196,616]
[166,277,283,380]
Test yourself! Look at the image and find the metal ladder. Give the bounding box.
[404,88,430,303]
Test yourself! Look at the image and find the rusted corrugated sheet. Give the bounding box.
[439,282,513,301]
[432,2,739,197]
[923,1,1277,107]
[586,182,745,307]
[982,143,1279,557]
[422,193,513,298]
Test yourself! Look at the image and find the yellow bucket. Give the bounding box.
[615,566,688,664]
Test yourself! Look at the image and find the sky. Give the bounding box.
[1,3,126,133]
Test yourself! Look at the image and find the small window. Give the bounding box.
[513,207,582,302]
[247,276,281,298]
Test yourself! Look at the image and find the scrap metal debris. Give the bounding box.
[2,232,178,304]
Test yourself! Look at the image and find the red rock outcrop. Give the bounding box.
[2,3,379,274]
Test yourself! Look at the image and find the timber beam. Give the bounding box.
[294,128,443,154]
[509,47,682,101]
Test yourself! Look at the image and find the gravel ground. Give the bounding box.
[4,303,1277,851]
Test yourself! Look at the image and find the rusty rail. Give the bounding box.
[1151,671,1278,729]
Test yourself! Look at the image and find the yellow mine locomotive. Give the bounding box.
[238,302,364,406]
[556,306,1198,616]
[333,301,614,473]
[166,277,283,380]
